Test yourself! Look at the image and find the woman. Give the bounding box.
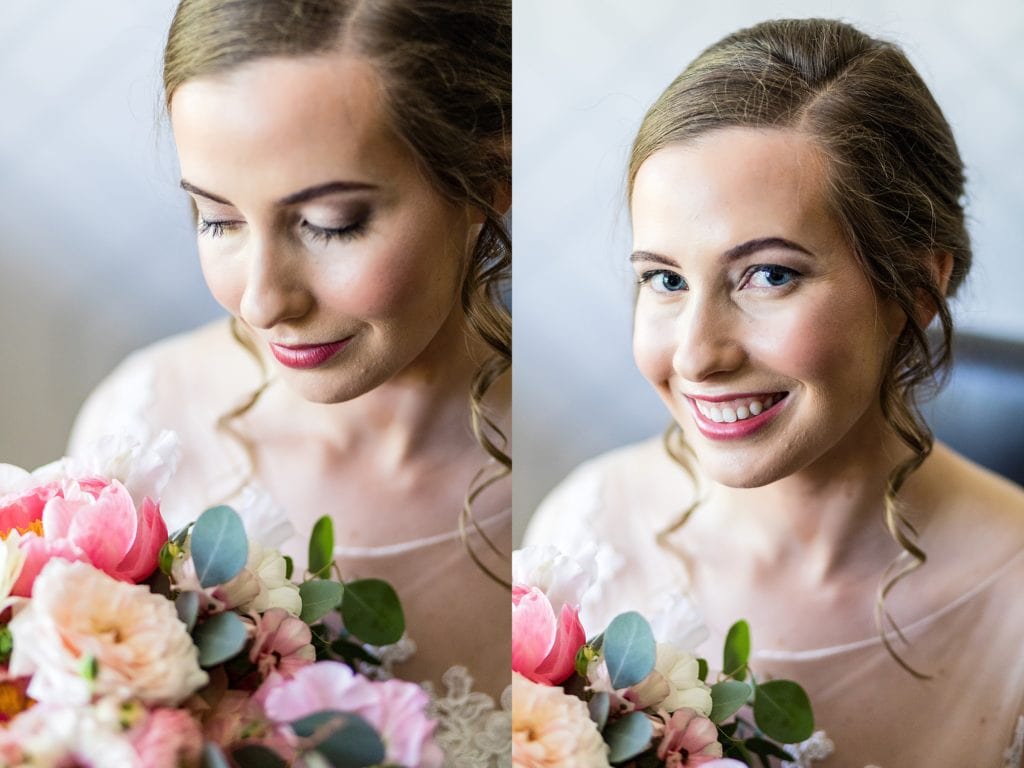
[68,0,511,760]
[526,19,1024,767]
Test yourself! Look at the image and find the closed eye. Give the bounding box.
[302,219,368,244]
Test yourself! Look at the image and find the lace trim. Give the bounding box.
[332,508,512,558]
[1005,716,1024,768]
[781,731,834,768]
[425,666,511,768]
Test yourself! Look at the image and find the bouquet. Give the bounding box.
[0,433,443,768]
[511,546,814,767]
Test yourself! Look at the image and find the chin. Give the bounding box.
[278,370,389,405]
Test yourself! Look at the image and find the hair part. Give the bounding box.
[634,18,971,676]
[165,0,511,586]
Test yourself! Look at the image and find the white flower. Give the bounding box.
[0,701,139,767]
[652,643,713,715]
[0,531,27,606]
[8,560,208,707]
[60,429,181,507]
[647,593,710,655]
[512,545,595,614]
[233,486,295,549]
[233,540,301,616]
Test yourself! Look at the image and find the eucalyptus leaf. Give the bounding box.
[588,691,610,730]
[723,620,751,680]
[744,736,794,762]
[194,611,248,667]
[603,611,656,689]
[175,591,200,633]
[709,679,752,723]
[231,744,289,768]
[291,710,385,768]
[341,579,405,646]
[605,711,653,763]
[330,636,381,666]
[308,516,334,578]
[299,580,344,624]
[752,679,814,743]
[191,506,248,588]
[200,742,231,768]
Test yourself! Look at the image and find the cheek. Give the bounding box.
[632,307,674,387]
[198,248,244,313]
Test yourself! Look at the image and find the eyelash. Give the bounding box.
[196,218,368,243]
[636,264,803,293]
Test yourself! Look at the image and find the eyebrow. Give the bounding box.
[179,179,377,207]
[630,236,814,266]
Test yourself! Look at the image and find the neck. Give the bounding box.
[696,419,920,585]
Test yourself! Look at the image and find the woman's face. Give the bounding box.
[630,128,906,488]
[170,52,475,403]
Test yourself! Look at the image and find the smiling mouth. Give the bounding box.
[690,392,789,424]
[269,338,352,370]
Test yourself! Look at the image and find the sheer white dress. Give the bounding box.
[525,438,1024,768]
[68,324,511,768]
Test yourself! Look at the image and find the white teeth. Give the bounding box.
[696,394,784,423]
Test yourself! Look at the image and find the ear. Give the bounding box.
[915,250,954,328]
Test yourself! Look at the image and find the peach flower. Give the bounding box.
[512,672,609,767]
[131,708,204,768]
[8,559,208,707]
[248,607,316,679]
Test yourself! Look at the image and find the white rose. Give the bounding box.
[512,545,595,614]
[9,560,208,707]
[237,540,302,616]
[652,643,713,715]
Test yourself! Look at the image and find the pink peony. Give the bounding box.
[657,708,726,767]
[258,661,444,768]
[512,584,586,685]
[131,708,204,768]
[248,607,316,679]
[0,476,167,596]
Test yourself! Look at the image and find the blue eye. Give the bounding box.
[640,270,687,293]
[748,265,800,288]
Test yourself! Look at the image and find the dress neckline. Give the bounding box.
[332,507,511,558]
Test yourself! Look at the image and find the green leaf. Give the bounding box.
[200,742,231,768]
[605,711,653,763]
[723,620,751,680]
[284,555,294,581]
[194,611,248,667]
[291,710,385,768]
[191,506,248,588]
[299,580,344,624]
[697,657,708,682]
[341,579,405,646]
[588,691,610,730]
[752,679,814,743]
[330,636,381,666]
[176,591,200,633]
[158,541,174,575]
[603,611,656,689]
[744,736,794,762]
[231,744,289,768]
[0,627,11,663]
[308,516,335,578]
[709,679,752,723]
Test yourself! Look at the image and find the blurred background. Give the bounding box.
[0,1,221,470]
[513,0,1024,541]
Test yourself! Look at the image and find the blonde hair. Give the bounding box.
[165,0,511,586]
[632,19,970,676]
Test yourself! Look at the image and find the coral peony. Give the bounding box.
[259,661,444,768]
[657,708,725,767]
[512,672,609,767]
[512,584,586,685]
[8,559,208,707]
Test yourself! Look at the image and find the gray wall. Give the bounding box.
[513,0,1024,540]
[0,1,222,470]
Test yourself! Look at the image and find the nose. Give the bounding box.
[238,236,312,330]
[671,292,746,382]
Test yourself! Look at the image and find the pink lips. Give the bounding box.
[269,338,351,370]
[685,393,789,440]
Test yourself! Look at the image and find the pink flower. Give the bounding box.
[0,477,167,596]
[249,607,316,679]
[259,661,444,768]
[131,708,203,768]
[512,672,609,767]
[657,708,725,767]
[512,584,586,685]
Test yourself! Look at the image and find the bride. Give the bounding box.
[526,18,1024,768]
[68,0,511,761]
